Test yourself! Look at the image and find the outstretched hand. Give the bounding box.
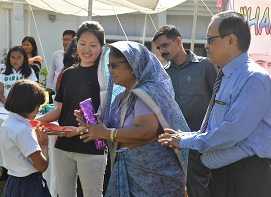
[64,126,81,138]
[76,114,108,143]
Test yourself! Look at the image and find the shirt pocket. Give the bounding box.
[178,76,206,96]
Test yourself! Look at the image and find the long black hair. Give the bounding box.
[4,46,32,78]
[22,36,39,57]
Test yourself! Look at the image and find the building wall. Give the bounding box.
[22,10,79,67]
[0,0,220,69]
[0,4,11,55]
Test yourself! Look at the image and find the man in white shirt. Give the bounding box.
[46,30,76,103]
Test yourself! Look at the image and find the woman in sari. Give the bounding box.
[77,41,190,197]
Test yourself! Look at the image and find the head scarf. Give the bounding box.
[98,41,190,172]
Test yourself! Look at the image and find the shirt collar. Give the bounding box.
[186,50,201,63]
[12,68,20,73]
[170,50,200,69]
[8,112,31,127]
[221,52,249,78]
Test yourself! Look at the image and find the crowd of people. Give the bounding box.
[0,10,271,197]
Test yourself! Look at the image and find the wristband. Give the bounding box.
[113,129,118,142]
[110,128,116,142]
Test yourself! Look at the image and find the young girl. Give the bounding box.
[0,79,51,197]
[0,46,37,105]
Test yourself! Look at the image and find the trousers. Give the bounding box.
[54,148,107,197]
[209,155,271,197]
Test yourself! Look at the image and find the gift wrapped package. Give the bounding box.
[79,98,107,150]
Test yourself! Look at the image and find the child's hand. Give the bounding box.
[35,126,49,147]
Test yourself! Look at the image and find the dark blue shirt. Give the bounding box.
[166,50,218,131]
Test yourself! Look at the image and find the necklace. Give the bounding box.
[119,91,130,107]
[119,79,138,107]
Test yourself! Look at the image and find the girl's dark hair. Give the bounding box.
[63,37,80,69]
[4,46,32,78]
[5,79,45,117]
[22,36,39,57]
[77,21,105,65]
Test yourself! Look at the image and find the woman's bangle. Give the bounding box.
[113,129,118,142]
[110,128,116,142]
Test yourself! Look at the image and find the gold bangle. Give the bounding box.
[110,128,115,142]
[113,129,118,142]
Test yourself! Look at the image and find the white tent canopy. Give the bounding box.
[25,0,186,16]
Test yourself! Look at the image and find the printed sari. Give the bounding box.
[98,41,190,197]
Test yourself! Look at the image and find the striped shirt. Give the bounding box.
[180,52,271,169]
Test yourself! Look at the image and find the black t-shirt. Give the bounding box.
[55,64,104,155]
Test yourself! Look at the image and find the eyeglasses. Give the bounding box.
[206,34,230,45]
[107,60,127,69]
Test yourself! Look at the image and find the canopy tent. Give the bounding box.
[22,0,219,68]
[24,0,188,65]
[25,0,187,16]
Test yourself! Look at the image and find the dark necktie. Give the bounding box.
[200,69,224,133]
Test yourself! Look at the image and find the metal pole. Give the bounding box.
[190,0,199,52]
[88,0,93,20]
[222,0,229,11]
[28,5,31,36]
[142,14,147,45]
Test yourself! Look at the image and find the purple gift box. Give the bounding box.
[79,98,107,150]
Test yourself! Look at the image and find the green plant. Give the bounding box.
[39,66,49,86]
[1,48,7,64]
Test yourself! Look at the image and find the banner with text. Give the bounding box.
[227,0,271,73]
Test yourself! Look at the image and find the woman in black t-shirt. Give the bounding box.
[37,21,107,197]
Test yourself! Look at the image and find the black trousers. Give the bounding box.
[209,155,271,197]
[187,149,210,197]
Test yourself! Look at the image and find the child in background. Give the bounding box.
[0,46,37,105]
[0,79,51,197]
